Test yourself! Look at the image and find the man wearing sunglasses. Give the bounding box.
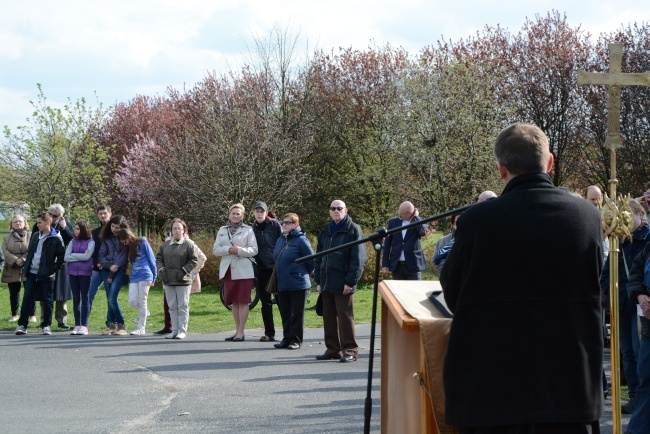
[313,200,366,363]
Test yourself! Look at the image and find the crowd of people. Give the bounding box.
[3,123,650,431]
[2,199,368,364]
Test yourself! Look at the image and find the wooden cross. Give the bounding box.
[578,43,650,434]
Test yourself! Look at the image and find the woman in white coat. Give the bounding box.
[213,203,258,341]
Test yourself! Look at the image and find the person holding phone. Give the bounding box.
[381,201,429,280]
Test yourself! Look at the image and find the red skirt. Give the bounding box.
[222,267,254,305]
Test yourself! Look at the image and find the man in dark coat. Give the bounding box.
[314,199,366,363]
[440,123,604,433]
[381,200,428,280]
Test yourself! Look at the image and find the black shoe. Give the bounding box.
[287,342,300,350]
[232,336,245,342]
[622,398,635,414]
[58,323,72,330]
[315,353,341,361]
[153,328,172,335]
[340,355,357,363]
[224,336,235,341]
[274,342,289,349]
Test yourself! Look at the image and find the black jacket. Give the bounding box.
[91,225,104,272]
[626,242,650,337]
[252,218,282,270]
[313,215,366,293]
[23,229,65,281]
[440,173,603,427]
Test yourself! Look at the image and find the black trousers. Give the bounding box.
[257,268,276,338]
[277,289,307,345]
[8,281,35,316]
[18,273,54,329]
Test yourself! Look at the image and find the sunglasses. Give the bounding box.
[49,213,60,218]
[329,206,345,211]
[280,221,294,226]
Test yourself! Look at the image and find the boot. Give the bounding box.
[102,323,117,335]
[113,323,128,336]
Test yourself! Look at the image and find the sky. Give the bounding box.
[1,0,648,134]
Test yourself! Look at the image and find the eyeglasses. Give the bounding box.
[329,207,345,211]
[49,213,60,218]
[280,221,294,226]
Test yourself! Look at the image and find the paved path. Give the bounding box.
[0,326,631,433]
[0,324,381,433]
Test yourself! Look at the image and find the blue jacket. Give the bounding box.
[273,229,314,291]
[601,223,650,313]
[382,215,428,272]
[130,238,158,283]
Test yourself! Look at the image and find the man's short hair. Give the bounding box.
[37,212,52,223]
[494,123,550,176]
[96,204,111,214]
[48,203,65,216]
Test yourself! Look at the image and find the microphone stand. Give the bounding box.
[296,203,474,434]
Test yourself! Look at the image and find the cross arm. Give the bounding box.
[578,71,650,87]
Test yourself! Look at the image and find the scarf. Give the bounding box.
[330,215,348,236]
[227,220,243,235]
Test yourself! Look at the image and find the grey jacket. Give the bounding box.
[156,238,198,286]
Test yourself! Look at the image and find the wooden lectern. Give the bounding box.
[379,280,455,434]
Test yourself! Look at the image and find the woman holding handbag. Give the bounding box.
[272,213,314,350]
[213,204,258,342]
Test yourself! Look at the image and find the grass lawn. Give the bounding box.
[0,281,382,334]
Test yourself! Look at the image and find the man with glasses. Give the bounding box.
[15,212,65,335]
[381,201,428,280]
[313,200,366,363]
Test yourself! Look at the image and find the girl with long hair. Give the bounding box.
[65,220,95,335]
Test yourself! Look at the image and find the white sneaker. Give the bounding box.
[130,328,146,336]
[15,325,27,335]
[9,316,19,323]
[42,326,52,335]
[70,326,80,335]
[165,332,178,339]
[78,326,88,335]
[174,332,186,340]
[29,316,37,323]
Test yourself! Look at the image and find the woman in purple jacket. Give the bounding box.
[65,220,95,335]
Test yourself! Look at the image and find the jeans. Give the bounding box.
[102,269,125,325]
[18,274,54,329]
[88,270,108,324]
[620,309,640,396]
[69,275,91,327]
[626,335,650,433]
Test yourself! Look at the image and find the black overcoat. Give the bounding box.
[440,173,604,428]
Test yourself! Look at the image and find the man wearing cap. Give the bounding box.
[251,201,282,341]
[314,200,366,363]
[381,201,428,280]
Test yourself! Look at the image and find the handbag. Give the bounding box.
[266,238,294,294]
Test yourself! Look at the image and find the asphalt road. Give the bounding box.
[0,325,631,433]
